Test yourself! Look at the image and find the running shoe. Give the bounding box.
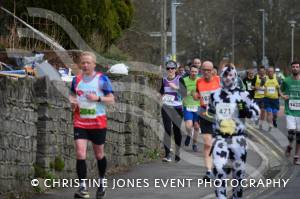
[294,156,299,164]
[185,136,191,146]
[295,159,300,165]
[96,184,106,199]
[74,186,90,198]
[273,120,278,128]
[192,144,198,152]
[268,126,272,132]
[162,154,172,162]
[175,155,181,162]
[203,170,214,182]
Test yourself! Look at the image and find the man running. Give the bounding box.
[179,65,201,152]
[264,66,281,130]
[193,60,220,180]
[254,66,267,129]
[281,61,300,165]
[70,51,115,199]
[243,68,256,99]
[160,60,183,162]
[209,65,260,199]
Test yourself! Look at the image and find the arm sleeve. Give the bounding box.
[207,93,216,115]
[159,79,164,95]
[179,77,187,98]
[100,75,114,95]
[280,79,286,94]
[238,77,246,90]
[252,77,256,86]
[242,91,260,120]
[70,77,76,94]
[242,78,247,87]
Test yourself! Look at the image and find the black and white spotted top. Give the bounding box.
[208,88,260,136]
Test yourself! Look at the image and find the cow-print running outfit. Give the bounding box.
[208,65,260,199]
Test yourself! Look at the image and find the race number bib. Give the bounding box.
[267,87,276,94]
[258,88,265,95]
[200,91,211,105]
[78,100,97,119]
[216,103,236,120]
[162,94,175,103]
[289,100,300,110]
[186,106,198,112]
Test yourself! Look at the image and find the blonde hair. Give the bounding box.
[80,51,97,63]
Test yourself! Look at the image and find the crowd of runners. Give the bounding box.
[68,51,300,199]
[159,58,300,199]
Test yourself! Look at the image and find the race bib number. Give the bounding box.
[78,101,97,119]
[289,100,300,110]
[200,91,211,105]
[267,87,276,94]
[216,103,236,120]
[258,88,265,95]
[162,94,175,103]
[186,106,198,112]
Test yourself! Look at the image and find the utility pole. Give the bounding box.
[258,9,266,66]
[171,0,182,61]
[160,0,167,68]
[232,16,235,64]
[288,20,296,63]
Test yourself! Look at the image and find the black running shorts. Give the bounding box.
[74,127,107,145]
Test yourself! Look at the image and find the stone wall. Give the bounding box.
[0,71,162,195]
[0,77,38,194]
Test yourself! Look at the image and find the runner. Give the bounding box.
[208,64,260,199]
[264,66,281,130]
[193,57,202,69]
[212,66,218,77]
[254,66,267,129]
[177,64,186,77]
[275,67,285,85]
[243,68,256,99]
[160,60,183,162]
[179,64,201,152]
[219,63,245,90]
[193,60,220,180]
[281,61,300,165]
[70,51,115,199]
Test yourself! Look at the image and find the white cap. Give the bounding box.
[275,68,280,72]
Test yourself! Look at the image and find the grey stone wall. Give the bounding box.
[0,77,38,193]
[0,72,162,195]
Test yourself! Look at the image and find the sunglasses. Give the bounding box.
[166,67,175,70]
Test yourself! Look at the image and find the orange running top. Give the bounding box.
[196,76,221,107]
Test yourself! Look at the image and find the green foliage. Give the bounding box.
[33,164,57,190]
[3,0,134,50]
[33,186,43,193]
[146,148,160,160]
[49,156,65,171]
[0,43,7,51]
[33,164,48,178]
[103,45,129,61]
